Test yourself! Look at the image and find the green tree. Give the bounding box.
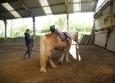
[0,20,5,37]
[10,24,32,37]
[69,20,92,35]
[54,17,66,29]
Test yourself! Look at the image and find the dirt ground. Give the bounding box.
[0,45,115,83]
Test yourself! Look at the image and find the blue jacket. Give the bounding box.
[25,33,31,45]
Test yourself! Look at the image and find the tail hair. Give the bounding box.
[40,35,47,66]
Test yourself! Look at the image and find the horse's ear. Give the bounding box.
[74,32,78,42]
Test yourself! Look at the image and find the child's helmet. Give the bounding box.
[50,25,55,33]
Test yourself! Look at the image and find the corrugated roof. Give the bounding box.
[17,9,30,17]
[0,4,8,12]
[24,0,41,8]
[81,0,96,12]
[1,12,14,19]
[50,5,66,14]
[0,0,98,20]
[30,8,45,16]
[47,0,65,5]
[8,1,23,9]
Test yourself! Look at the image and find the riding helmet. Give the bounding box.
[50,25,55,33]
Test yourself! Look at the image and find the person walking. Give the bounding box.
[31,36,34,51]
[23,29,32,59]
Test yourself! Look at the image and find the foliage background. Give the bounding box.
[0,14,93,38]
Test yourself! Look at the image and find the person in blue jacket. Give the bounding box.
[23,29,32,59]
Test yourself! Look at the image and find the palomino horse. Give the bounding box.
[40,32,78,73]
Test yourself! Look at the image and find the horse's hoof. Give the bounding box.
[59,59,63,63]
[50,64,56,68]
[66,60,70,62]
[54,65,56,68]
[52,65,56,68]
[40,69,46,73]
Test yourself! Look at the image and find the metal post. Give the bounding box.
[67,12,69,31]
[4,20,7,38]
[33,16,36,38]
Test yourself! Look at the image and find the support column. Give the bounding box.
[4,20,7,38]
[67,12,69,31]
[32,16,36,38]
[110,0,114,26]
[66,0,69,31]
[105,0,114,48]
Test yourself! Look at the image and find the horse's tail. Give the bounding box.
[40,35,47,67]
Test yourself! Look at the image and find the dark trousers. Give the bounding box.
[24,44,31,58]
[31,41,34,50]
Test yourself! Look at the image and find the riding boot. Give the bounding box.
[23,51,27,59]
[28,52,31,59]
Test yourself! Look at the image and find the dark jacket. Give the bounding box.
[25,33,31,45]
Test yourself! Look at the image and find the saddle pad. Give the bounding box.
[54,31,67,41]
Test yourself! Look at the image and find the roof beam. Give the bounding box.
[0,0,16,3]
[1,11,67,17]
[68,0,96,4]
[95,0,109,15]
[11,11,66,18]
[18,0,33,17]
[93,0,99,12]
[0,14,6,21]
[74,10,94,13]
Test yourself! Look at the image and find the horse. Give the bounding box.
[39,32,78,73]
[67,31,78,43]
[58,31,78,62]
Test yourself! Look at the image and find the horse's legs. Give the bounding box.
[40,51,52,73]
[66,42,71,62]
[65,49,70,62]
[59,50,65,63]
[48,56,56,68]
[40,55,46,73]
